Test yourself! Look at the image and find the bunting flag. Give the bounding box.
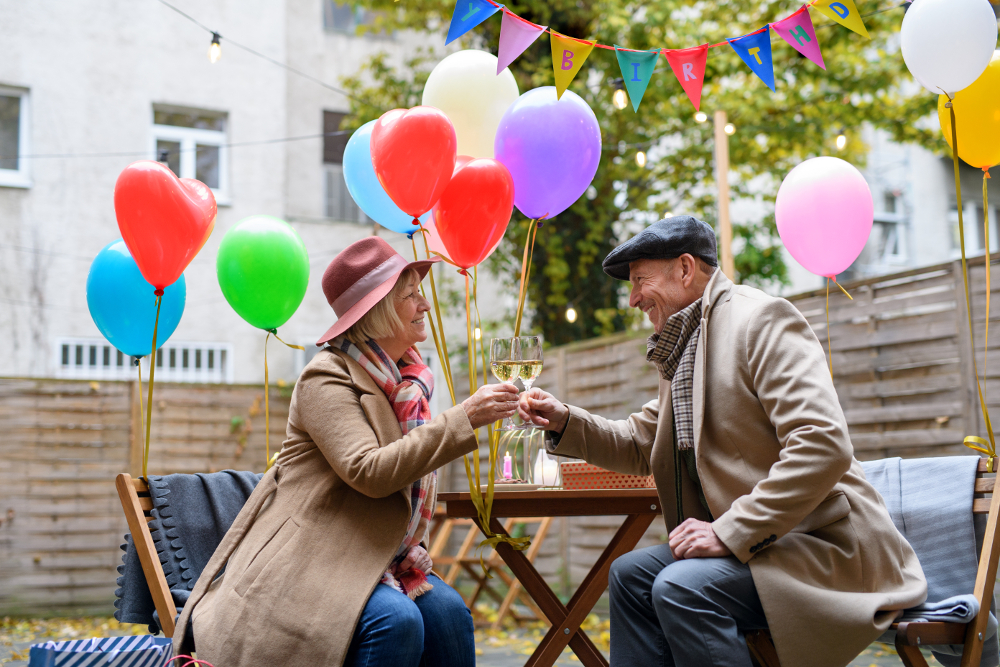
[614,47,660,112]
[551,32,596,99]
[663,44,709,111]
[728,26,776,91]
[812,0,870,39]
[497,11,546,74]
[773,7,826,70]
[446,0,503,45]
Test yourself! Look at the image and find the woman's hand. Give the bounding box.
[462,383,520,430]
[518,388,570,433]
[399,545,432,575]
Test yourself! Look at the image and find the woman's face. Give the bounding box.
[392,274,431,348]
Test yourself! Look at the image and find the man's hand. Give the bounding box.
[399,545,432,574]
[518,388,570,433]
[668,518,733,559]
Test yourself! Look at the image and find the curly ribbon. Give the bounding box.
[142,290,164,481]
[264,329,304,471]
[945,99,998,462]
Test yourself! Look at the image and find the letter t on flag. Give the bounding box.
[728,26,776,91]
[550,32,595,99]
[614,47,659,112]
[772,6,825,69]
[663,44,709,111]
[445,0,502,45]
[497,11,547,74]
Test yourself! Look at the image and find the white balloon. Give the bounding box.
[900,0,997,95]
[422,50,520,158]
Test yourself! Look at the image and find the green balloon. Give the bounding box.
[217,215,310,330]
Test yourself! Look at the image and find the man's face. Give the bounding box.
[628,258,694,332]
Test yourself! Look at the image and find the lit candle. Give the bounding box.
[503,451,513,479]
[534,450,560,486]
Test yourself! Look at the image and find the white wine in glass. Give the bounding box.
[514,336,543,428]
[490,338,518,431]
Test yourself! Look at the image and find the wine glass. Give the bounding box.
[489,337,518,431]
[514,336,543,428]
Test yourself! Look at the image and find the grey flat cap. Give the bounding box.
[602,215,719,281]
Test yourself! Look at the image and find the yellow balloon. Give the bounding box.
[938,52,1000,169]
[422,50,520,159]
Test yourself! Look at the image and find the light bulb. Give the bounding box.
[613,88,628,110]
[565,306,578,323]
[836,134,847,150]
[724,123,736,135]
[474,327,482,341]
[209,33,222,64]
[694,111,708,123]
[635,151,647,167]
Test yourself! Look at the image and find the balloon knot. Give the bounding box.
[537,221,545,228]
[984,167,991,179]
[154,289,164,296]
[406,232,414,240]
[267,328,277,335]
[458,268,469,276]
[133,357,142,367]
[412,218,420,226]
[945,101,953,109]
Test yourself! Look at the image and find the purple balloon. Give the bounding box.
[494,87,601,220]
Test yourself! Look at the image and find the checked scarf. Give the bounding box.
[646,298,702,451]
[334,336,437,599]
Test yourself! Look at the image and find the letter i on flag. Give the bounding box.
[497,11,546,74]
[551,32,595,99]
[445,0,502,45]
[614,47,659,112]
[728,26,776,91]
[663,44,709,111]
[812,0,869,38]
[773,6,826,69]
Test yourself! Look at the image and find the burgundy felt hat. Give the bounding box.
[316,237,440,346]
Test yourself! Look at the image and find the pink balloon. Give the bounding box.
[775,157,873,278]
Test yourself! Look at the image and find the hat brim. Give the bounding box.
[316,257,440,346]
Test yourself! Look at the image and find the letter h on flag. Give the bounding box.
[772,6,826,69]
[728,26,776,91]
[446,0,502,45]
[663,44,709,111]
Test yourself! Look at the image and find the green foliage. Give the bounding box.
[340,0,938,345]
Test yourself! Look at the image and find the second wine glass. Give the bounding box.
[489,337,518,431]
[514,336,543,429]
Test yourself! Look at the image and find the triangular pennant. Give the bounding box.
[614,47,660,112]
[497,11,546,74]
[728,26,776,91]
[663,44,709,111]
[812,0,869,39]
[445,0,502,45]
[551,32,595,99]
[773,6,826,69]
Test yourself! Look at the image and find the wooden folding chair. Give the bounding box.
[115,473,177,638]
[746,457,1000,667]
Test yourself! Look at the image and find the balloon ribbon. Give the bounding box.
[946,99,997,470]
[410,231,456,406]
[823,278,853,375]
[264,329,304,471]
[142,290,164,481]
[513,220,542,337]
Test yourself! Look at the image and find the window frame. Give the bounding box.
[150,110,230,205]
[0,86,31,189]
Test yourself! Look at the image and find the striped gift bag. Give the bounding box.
[28,635,172,667]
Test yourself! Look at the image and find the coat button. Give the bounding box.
[769,534,777,541]
[750,546,758,553]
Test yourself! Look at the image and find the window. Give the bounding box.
[949,201,993,257]
[151,107,228,203]
[0,87,30,188]
[322,0,375,33]
[56,336,233,383]
[323,110,366,223]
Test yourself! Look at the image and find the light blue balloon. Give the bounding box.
[343,120,430,235]
[86,239,186,358]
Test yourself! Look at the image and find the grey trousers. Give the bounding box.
[608,543,768,667]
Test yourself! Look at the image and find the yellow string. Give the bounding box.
[832,278,853,300]
[984,169,991,376]
[411,233,456,406]
[263,329,303,471]
[137,357,147,476]
[143,292,163,480]
[416,228,458,406]
[513,220,540,337]
[826,279,833,376]
[947,98,998,460]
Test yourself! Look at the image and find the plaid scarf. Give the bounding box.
[646,298,702,451]
[334,336,437,599]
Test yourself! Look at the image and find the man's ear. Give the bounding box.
[679,254,697,287]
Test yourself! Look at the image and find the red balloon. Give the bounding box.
[114,161,217,290]
[371,107,457,219]
[433,157,515,269]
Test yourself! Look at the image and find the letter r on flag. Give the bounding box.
[562,50,574,70]
[682,62,695,81]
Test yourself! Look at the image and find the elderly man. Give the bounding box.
[519,216,926,667]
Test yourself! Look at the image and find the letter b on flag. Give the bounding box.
[562,50,574,70]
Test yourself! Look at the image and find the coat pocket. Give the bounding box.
[232,517,300,597]
[790,491,851,534]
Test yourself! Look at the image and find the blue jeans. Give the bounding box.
[343,574,475,667]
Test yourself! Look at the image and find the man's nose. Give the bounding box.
[629,287,640,308]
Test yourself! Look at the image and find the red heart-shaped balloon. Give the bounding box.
[371,106,457,219]
[114,161,217,290]
[433,157,514,269]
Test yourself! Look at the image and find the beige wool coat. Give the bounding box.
[548,270,927,667]
[172,348,479,666]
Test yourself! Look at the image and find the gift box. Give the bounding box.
[559,461,655,490]
[29,636,173,667]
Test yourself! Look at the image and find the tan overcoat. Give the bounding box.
[548,270,927,667]
[172,348,479,666]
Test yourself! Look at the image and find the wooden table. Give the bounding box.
[439,488,662,667]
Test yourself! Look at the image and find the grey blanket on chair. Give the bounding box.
[861,456,998,667]
[114,470,262,633]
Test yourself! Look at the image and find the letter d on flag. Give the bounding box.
[551,32,595,99]
[812,0,869,38]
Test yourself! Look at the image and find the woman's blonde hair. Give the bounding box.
[345,268,420,346]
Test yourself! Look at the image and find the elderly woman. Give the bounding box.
[174,237,519,666]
